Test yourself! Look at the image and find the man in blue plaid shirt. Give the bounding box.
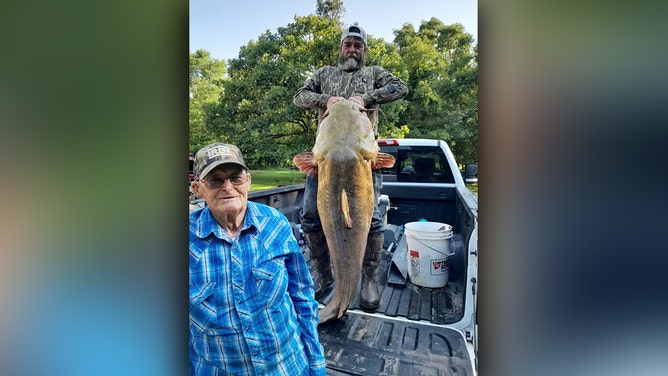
[189,143,326,375]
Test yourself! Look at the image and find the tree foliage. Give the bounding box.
[316,0,345,20]
[190,2,478,166]
[395,20,478,164]
[189,49,226,153]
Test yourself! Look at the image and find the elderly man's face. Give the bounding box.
[192,164,250,219]
[339,36,366,70]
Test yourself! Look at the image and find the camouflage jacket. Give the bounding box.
[293,65,408,134]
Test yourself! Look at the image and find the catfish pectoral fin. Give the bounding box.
[371,152,396,170]
[293,152,318,178]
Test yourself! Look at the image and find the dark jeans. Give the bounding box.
[300,169,384,236]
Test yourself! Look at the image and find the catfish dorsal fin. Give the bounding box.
[341,189,353,229]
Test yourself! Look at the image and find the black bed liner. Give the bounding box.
[318,311,474,376]
[303,228,473,375]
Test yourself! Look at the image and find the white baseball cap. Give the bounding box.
[340,24,367,45]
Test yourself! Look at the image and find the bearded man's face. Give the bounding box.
[339,37,366,71]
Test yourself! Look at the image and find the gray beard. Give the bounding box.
[339,56,364,72]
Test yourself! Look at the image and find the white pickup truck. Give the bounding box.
[246,138,479,375]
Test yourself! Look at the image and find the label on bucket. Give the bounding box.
[430,258,450,275]
[409,250,420,258]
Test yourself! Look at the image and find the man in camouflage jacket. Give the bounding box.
[293,24,408,311]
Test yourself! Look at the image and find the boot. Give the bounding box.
[304,230,334,299]
[360,232,384,311]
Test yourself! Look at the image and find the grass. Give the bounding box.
[249,169,307,191]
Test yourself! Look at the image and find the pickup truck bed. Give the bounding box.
[249,183,476,375]
[305,234,473,376]
[307,232,466,325]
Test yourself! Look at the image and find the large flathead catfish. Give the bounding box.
[293,99,395,323]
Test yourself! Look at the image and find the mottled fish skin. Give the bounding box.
[316,155,374,322]
[296,100,390,324]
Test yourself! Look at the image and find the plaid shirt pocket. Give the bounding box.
[189,282,217,333]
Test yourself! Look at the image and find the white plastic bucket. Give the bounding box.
[405,221,454,288]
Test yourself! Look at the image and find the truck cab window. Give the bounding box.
[386,146,454,183]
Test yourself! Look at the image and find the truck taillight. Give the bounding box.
[377,139,399,146]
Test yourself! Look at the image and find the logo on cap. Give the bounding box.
[206,145,233,160]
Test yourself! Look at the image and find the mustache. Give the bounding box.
[340,55,362,63]
[338,52,365,70]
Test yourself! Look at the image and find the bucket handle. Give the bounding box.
[406,233,455,257]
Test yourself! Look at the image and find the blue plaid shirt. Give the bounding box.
[190,202,326,376]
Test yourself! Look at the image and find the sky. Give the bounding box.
[190,0,478,61]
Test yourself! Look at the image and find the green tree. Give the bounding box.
[395,20,478,163]
[193,1,477,166]
[207,13,414,168]
[206,14,343,168]
[189,49,226,153]
[316,0,345,20]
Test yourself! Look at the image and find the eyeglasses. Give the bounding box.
[201,172,248,189]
